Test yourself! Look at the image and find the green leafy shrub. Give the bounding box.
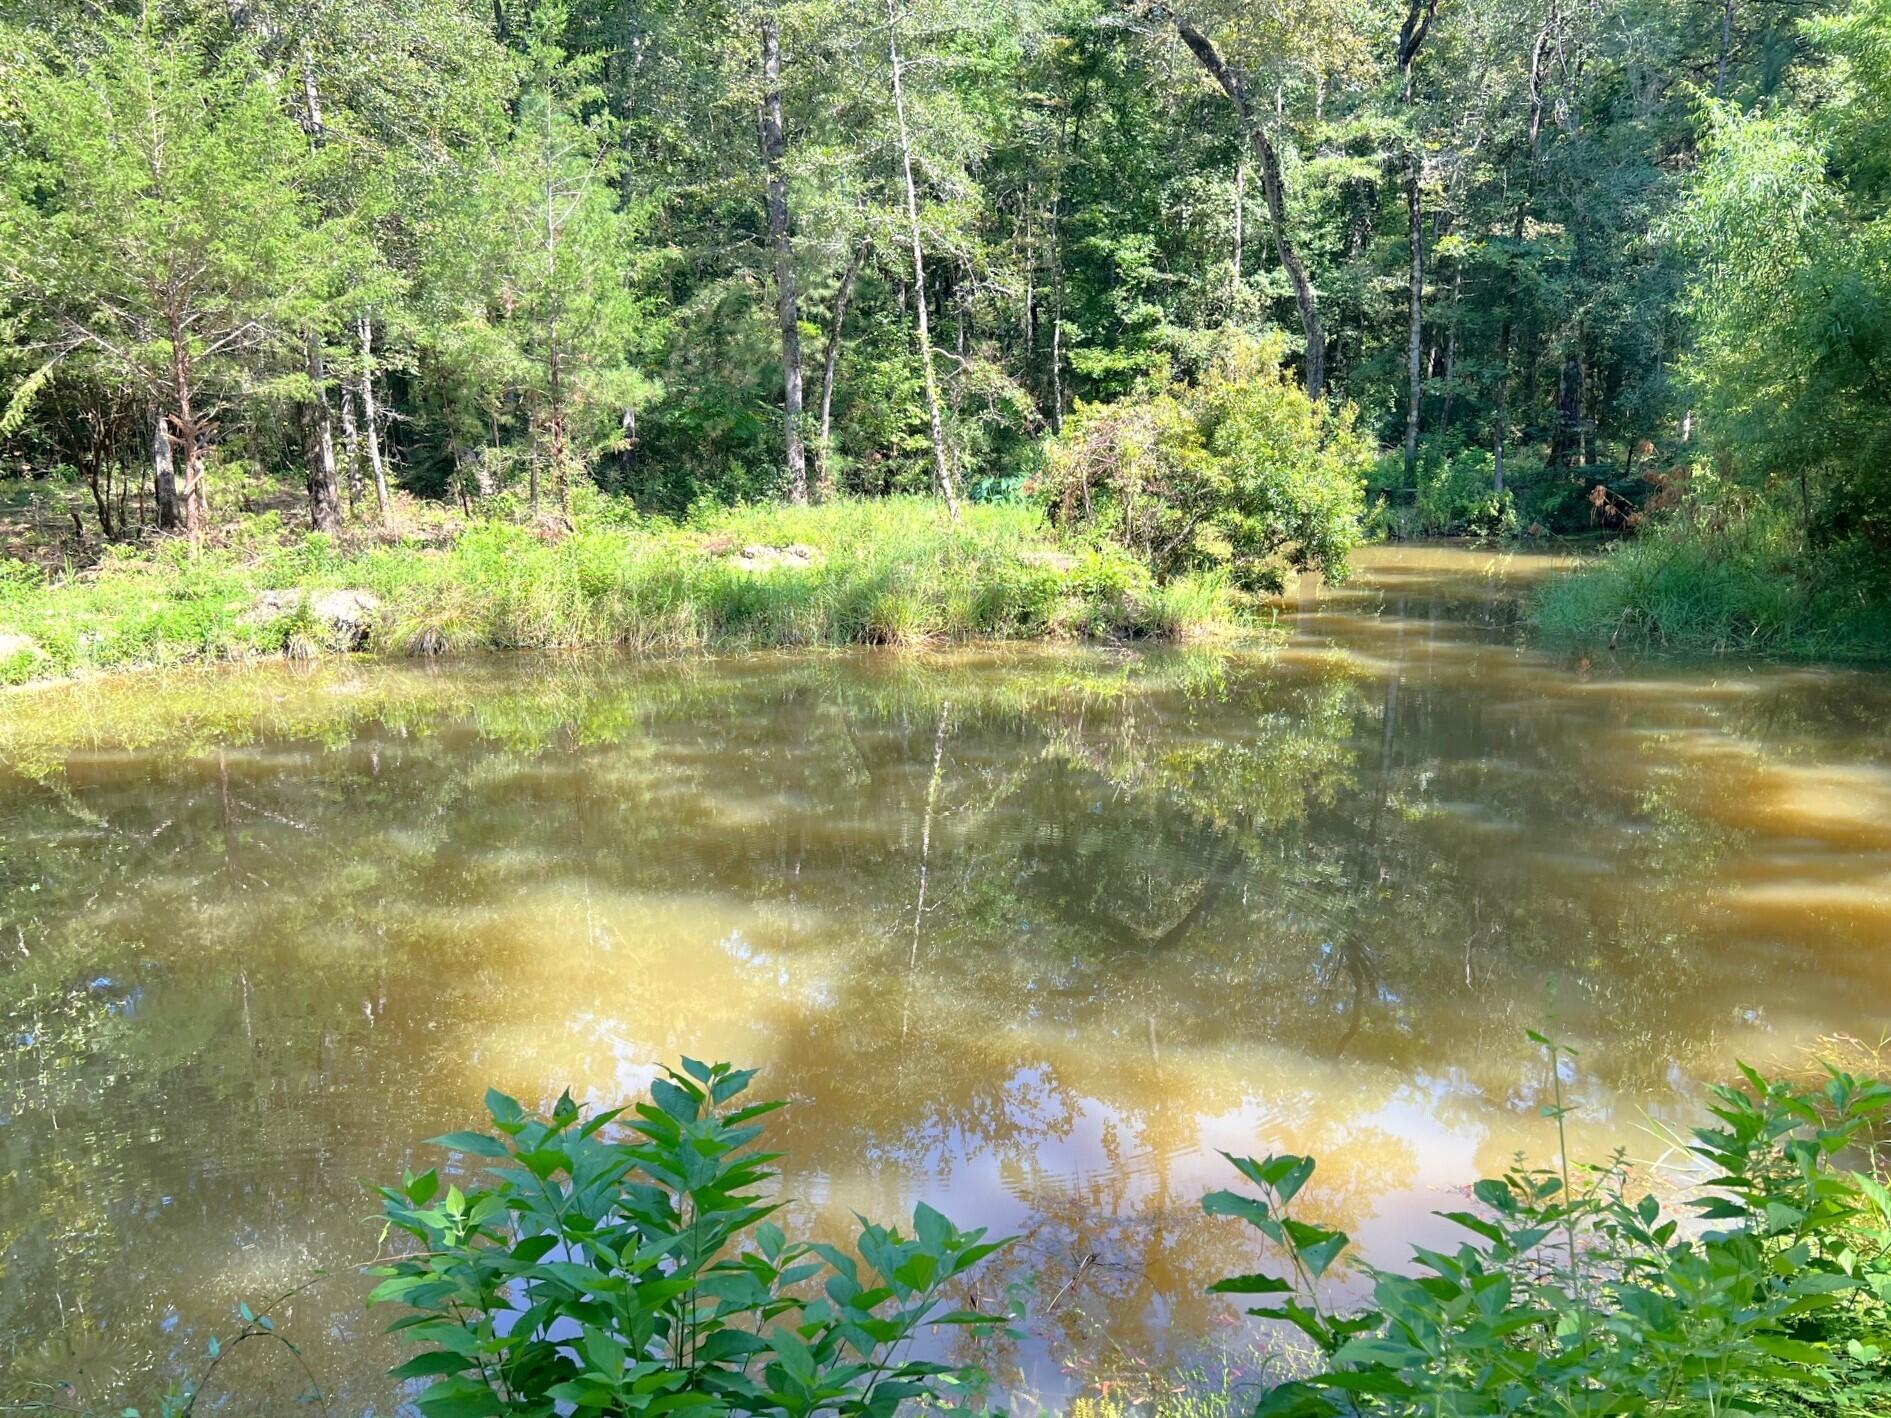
[1412,450,1516,539]
[369,1060,1010,1417]
[1204,1038,1891,1415]
[1042,332,1369,591]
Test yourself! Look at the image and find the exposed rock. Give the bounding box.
[245,589,381,649]
[729,542,823,572]
[0,632,36,662]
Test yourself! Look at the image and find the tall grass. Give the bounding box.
[1533,502,1891,661]
[0,497,1248,684]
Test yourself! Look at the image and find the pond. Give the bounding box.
[5,543,1891,1412]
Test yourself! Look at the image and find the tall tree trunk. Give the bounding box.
[1229,161,1245,315]
[296,54,341,533]
[1550,348,1581,467]
[1438,264,1462,435]
[817,236,867,500]
[1171,16,1325,396]
[359,314,391,524]
[1402,167,1423,483]
[1050,231,1066,431]
[1395,0,1439,482]
[1716,0,1733,95]
[547,322,569,523]
[615,406,638,493]
[339,381,362,516]
[165,311,207,549]
[1021,190,1036,393]
[1491,191,1530,495]
[758,16,807,503]
[1046,98,1072,432]
[304,332,342,533]
[886,0,962,519]
[151,406,179,531]
[82,411,116,541]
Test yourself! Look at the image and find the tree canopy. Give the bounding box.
[0,0,1885,569]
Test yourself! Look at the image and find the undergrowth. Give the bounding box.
[0,496,1249,683]
[1205,1035,1891,1416]
[1532,498,1891,662]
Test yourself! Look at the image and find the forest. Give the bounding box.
[2,0,1889,665]
[12,0,1891,1413]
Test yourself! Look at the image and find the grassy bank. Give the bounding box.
[0,496,1248,684]
[1532,506,1891,661]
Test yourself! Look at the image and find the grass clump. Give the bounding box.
[0,496,1255,684]
[1533,498,1891,661]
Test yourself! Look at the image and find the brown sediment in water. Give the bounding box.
[6,544,1891,1410]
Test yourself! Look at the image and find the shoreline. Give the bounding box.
[0,498,1255,688]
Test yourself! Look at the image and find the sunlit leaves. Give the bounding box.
[368,1059,1011,1415]
[1206,1055,1891,1414]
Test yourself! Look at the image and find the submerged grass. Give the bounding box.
[1532,506,1891,661]
[0,496,1250,684]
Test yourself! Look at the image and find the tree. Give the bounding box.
[758,12,809,503]
[884,0,964,518]
[418,2,660,522]
[0,8,351,547]
[1153,3,1350,398]
[1397,0,1442,484]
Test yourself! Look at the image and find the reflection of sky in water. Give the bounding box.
[5,544,1891,1411]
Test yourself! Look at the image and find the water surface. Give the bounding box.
[6,544,1891,1411]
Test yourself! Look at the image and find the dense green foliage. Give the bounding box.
[2,0,1886,655]
[1213,1044,1891,1414]
[1534,487,1891,658]
[1044,334,1369,590]
[1535,0,1891,655]
[369,1060,1007,1418]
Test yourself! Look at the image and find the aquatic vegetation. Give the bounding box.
[50,1049,1891,1417]
[1532,503,1891,662]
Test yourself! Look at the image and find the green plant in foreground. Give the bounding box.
[1207,1038,1891,1415]
[368,1060,1010,1417]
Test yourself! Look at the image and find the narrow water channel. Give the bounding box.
[5,544,1890,1411]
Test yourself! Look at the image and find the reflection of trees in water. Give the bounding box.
[0,643,1853,1407]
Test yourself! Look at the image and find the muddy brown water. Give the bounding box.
[5,544,1891,1411]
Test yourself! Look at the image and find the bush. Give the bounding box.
[369,1061,1009,1418]
[1413,450,1517,539]
[1042,332,1369,591]
[1204,1039,1891,1415]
